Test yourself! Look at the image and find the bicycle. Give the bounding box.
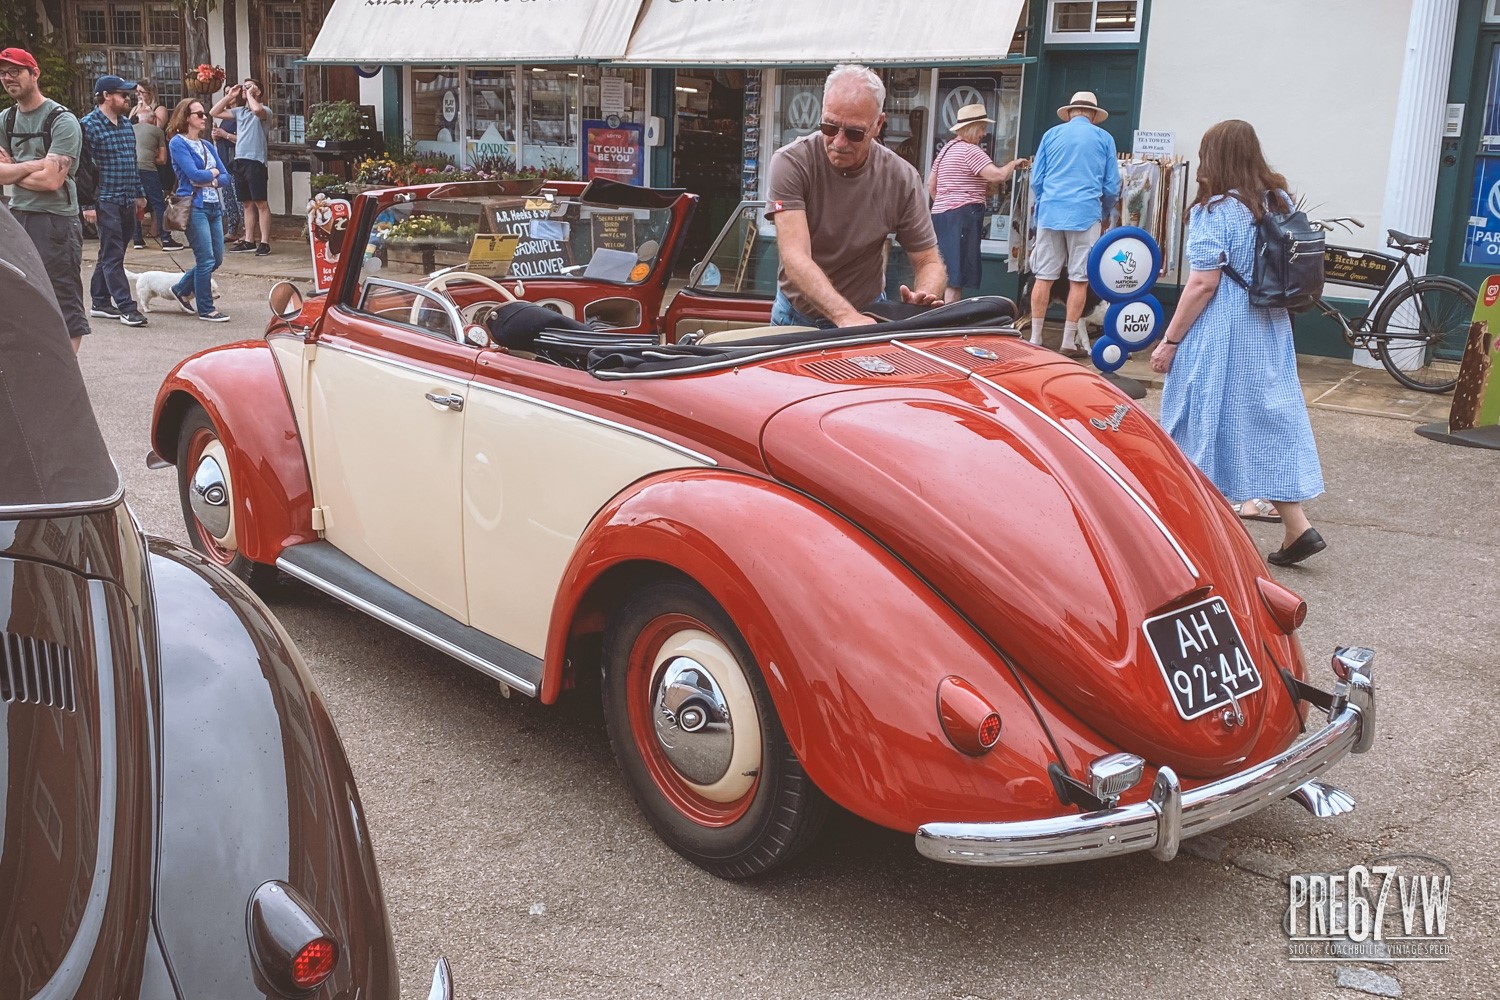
[1310,218,1476,393]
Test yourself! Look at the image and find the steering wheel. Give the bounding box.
[410,269,518,328]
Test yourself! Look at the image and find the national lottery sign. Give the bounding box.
[1087,226,1160,302]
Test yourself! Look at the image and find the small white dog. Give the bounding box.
[126,269,221,314]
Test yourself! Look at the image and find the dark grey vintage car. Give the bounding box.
[0,205,450,999]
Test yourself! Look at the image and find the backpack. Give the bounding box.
[1221,193,1325,313]
[1,103,98,209]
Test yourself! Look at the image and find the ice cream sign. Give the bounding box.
[1086,226,1164,373]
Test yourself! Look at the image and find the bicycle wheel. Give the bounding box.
[1370,275,1476,393]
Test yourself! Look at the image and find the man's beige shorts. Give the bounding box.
[1030,223,1102,282]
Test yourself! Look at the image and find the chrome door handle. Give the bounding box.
[424,392,465,411]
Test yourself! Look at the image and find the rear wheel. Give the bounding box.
[175,404,277,591]
[601,580,829,878]
[1371,275,1475,393]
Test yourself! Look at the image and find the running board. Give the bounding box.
[276,541,542,697]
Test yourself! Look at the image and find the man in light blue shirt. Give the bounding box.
[1027,91,1120,356]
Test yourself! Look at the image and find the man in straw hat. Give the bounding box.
[766,64,945,327]
[1027,90,1119,357]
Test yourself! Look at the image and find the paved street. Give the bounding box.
[77,253,1496,1000]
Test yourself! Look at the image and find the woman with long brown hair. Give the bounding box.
[1148,120,1326,566]
[165,96,231,321]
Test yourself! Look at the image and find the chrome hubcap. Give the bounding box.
[652,655,734,786]
[190,454,231,540]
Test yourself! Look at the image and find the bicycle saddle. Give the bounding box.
[1386,229,1432,254]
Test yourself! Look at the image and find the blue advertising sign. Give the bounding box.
[582,120,645,187]
[1464,155,1500,266]
[1086,226,1161,302]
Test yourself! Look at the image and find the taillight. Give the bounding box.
[936,676,1002,756]
[248,880,340,996]
[292,939,338,990]
[1257,578,1307,633]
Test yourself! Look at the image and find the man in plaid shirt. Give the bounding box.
[80,74,148,326]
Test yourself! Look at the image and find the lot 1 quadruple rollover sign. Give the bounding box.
[1086,226,1164,373]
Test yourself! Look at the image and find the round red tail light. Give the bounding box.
[936,676,1003,756]
[292,938,338,990]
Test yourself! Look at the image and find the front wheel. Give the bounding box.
[601,580,829,878]
[175,404,278,591]
[1371,275,1475,393]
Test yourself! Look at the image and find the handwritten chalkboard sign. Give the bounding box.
[484,198,570,279]
[591,212,636,254]
[1323,247,1398,289]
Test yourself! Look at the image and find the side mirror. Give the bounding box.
[463,323,490,348]
[696,262,722,291]
[269,280,305,319]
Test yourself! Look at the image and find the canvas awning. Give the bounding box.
[305,0,646,65]
[616,0,1027,66]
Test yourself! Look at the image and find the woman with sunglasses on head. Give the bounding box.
[165,97,231,321]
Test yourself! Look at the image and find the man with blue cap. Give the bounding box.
[80,73,148,327]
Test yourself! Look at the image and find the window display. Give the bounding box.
[879,68,931,174]
[935,69,1023,253]
[412,68,463,163]
[466,67,518,165]
[524,69,580,174]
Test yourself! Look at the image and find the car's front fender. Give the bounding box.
[150,341,315,564]
[146,537,397,998]
[547,470,1065,834]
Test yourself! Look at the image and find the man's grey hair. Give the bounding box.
[824,64,885,110]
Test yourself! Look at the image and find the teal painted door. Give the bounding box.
[1433,30,1500,293]
[1033,50,1140,152]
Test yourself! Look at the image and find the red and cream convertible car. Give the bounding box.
[149,179,1375,878]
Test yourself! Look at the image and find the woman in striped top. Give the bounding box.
[928,103,1026,303]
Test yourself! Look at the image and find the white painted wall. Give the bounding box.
[1139,0,1413,252]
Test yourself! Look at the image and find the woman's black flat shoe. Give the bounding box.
[1268,528,1326,566]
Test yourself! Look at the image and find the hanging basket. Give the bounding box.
[184,76,221,95]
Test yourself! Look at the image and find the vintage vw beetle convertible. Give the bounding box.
[149,180,1376,879]
[0,208,450,999]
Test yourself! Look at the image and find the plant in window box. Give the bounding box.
[308,172,348,198]
[307,101,364,158]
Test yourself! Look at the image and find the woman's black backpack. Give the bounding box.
[1222,193,1325,313]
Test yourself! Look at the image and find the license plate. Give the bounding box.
[1143,597,1262,720]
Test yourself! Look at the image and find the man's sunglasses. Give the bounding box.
[818,121,872,144]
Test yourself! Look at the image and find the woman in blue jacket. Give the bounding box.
[166,97,231,321]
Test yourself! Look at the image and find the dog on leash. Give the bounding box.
[126,269,221,314]
[1016,271,1107,357]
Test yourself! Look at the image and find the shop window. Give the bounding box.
[775,70,826,148]
[411,69,464,164]
[466,67,518,166]
[69,3,185,110]
[879,68,933,176]
[580,66,648,125]
[523,69,580,174]
[260,3,308,144]
[1045,0,1141,43]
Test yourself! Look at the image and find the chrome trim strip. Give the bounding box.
[274,556,540,697]
[313,339,718,467]
[465,381,718,466]
[591,328,1021,381]
[914,652,1374,867]
[0,474,126,518]
[896,341,1199,580]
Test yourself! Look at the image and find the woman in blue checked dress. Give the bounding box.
[1149,120,1326,566]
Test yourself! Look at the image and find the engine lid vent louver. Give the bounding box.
[919,341,1034,373]
[800,351,949,382]
[1,632,76,712]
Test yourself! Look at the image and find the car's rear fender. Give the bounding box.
[547,470,1067,834]
[151,342,316,564]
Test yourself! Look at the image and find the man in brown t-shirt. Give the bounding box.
[766,64,945,327]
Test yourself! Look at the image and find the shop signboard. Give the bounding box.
[487,199,570,278]
[306,195,352,293]
[582,120,645,186]
[1132,130,1175,157]
[590,212,636,253]
[1463,155,1500,265]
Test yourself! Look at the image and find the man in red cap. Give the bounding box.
[0,47,90,351]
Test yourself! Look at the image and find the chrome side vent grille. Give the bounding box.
[800,351,948,381]
[920,340,1035,372]
[1,633,76,712]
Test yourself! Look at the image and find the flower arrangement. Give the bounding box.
[185,64,226,94]
[353,149,583,188]
[309,172,348,198]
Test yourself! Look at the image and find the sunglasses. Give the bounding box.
[189,110,208,117]
[818,121,872,144]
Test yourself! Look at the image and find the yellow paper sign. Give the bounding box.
[524,198,553,212]
[467,233,520,276]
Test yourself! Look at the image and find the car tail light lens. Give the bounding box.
[292,939,338,990]
[248,880,340,996]
[937,676,1002,756]
[1257,578,1307,633]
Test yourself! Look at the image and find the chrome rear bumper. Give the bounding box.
[915,648,1375,867]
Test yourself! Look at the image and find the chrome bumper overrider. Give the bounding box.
[915,648,1375,867]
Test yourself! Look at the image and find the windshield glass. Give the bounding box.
[360,190,672,287]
